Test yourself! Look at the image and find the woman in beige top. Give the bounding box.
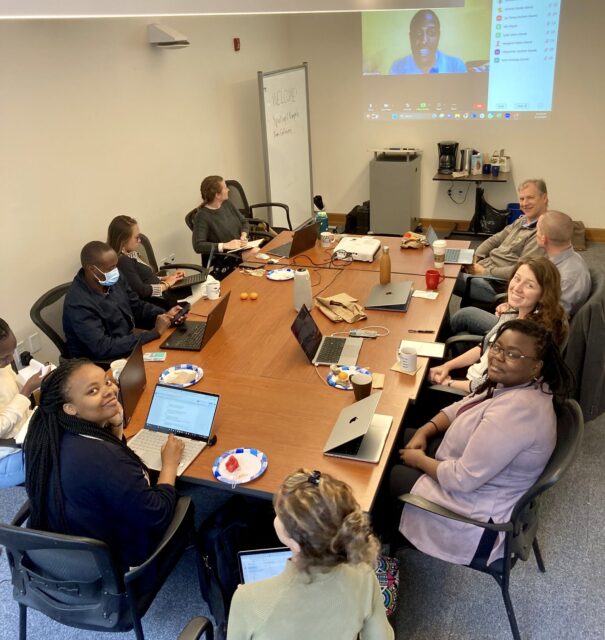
[227,469,394,640]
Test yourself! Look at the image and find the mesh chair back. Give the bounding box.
[225,180,250,218]
[185,207,198,231]
[29,284,71,359]
[507,399,583,561]
[137,234,159,273]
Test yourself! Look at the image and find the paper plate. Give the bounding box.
[327,365,371,390]
[213,448,268,485]
[159,364,203,387]
[266,268,295,281]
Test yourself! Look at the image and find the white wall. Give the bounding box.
[287,2,605,223]
[1,15,292,361]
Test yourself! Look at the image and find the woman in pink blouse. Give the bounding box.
[391,318,574,567]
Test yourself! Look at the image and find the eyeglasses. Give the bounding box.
[489,342,538,362]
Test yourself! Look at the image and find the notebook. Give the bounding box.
[128,384,220,476]
[266,221,318,258]
[323,391,392,463]
[160,291,231,351]
[238,547,292,584]
[426,226,475,265]
[118,340,146,426]
[291,304,363,366]
[365,281,413,312]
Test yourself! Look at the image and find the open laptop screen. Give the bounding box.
[238,548,292,584]
[145,385,219,440]
[291,305,322,363]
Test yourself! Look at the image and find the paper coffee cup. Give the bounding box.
[433,239,447,268]
[350,372,373,401]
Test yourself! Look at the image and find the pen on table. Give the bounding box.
[408,330,435,334]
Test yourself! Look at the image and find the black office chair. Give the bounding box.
[29,283,72,360]
[398,398,584,640]
[226,179,292,232]
[460,274,508,311]
[0,497,208,640]
[138,233,206,277]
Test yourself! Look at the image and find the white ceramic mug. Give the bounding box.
[207,282,221,300]
[397,347,417,373]
[432,239,447,268]
[320,231,335,247]
[110,358,128,382]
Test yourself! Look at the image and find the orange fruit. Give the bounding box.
[250,292,258,300]
[240,292,249,300]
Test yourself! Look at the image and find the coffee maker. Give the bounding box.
[437,141,459,175]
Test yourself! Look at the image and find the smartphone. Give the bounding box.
[239,262,263,270]
[170,301,191,326]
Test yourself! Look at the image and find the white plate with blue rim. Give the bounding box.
[266,268,295,281]
[327,365,371,390]
[159,364,203,387]
[212,448,268,485]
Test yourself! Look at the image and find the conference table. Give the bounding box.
[126,237,461,511]
[248,231,471,279]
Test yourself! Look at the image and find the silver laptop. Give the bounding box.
[291,304,363,366]
[128,384,219,476]
[366,281,413,312]
[238,547,292,584]
[267,221,318,258]
[426,226,475,265]
[323,391,392,463]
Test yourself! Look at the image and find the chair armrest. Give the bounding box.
[443,334,483,360]
[178,616,214,640]
[158,263,206,275]
[250,202,292,230]
[398,494,513,532]
[125,496,192,581]
[11,501,31,527]
[429,384,469,397]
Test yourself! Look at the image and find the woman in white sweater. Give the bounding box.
[227,469,393,640]
[0,318,43,487]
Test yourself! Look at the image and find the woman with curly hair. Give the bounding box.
[429,256,567,393]
[227,469,393,640]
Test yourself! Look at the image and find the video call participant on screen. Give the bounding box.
[63,241,181,361]
[389,9,467,75]
[24,359,184,569]
[107,215,185,310]
[228,469,393,640]
[452,179,549,305]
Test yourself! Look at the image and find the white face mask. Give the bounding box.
[94,265,120,287]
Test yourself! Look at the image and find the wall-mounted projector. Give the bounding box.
[147,24,190,49]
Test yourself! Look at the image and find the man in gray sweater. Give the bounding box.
[453,178,548,302]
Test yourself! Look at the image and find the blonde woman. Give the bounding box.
[227,469,393,640]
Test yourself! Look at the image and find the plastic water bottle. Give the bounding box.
[293,268,314,311]
[379,245,391,285]
[315,210,329,235]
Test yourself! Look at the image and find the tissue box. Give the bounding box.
[471,153,483,176]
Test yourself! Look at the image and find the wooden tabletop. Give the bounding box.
[126,268,454,511]
[247,232,469,278]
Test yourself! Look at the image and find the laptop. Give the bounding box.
[118,340,146,426]
[365,281,413,312]
[128,384,219,476]
[238,547,292,584]
[426,226,475,265]
[267,221,318,258]
[160,291,231,351]
[333,236,381,262]
[170,245,214,291]
[323,391,392,463]
[291,304,363,366]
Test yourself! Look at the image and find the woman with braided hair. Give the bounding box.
[227,469,394,640]
[24,359,184,569]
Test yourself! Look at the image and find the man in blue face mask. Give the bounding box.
[63,241,184,362]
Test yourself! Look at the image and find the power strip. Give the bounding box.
[349,330,378,338]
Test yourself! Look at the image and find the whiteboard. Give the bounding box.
[258,64,313,229]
